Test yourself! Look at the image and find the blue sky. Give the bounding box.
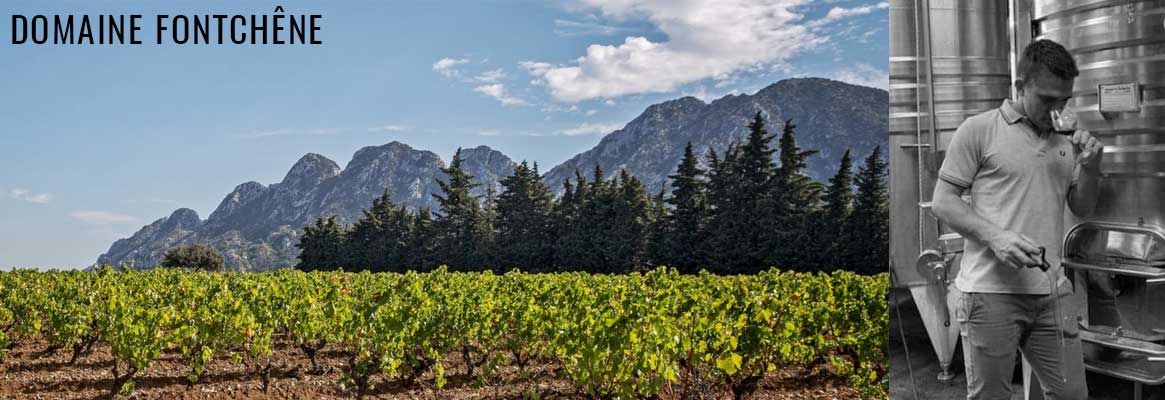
[0,0,889,269]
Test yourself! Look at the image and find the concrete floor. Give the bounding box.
[889,288,1159,400]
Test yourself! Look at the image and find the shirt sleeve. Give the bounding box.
[938,116,983,189]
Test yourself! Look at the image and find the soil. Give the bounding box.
[0,337,863,400]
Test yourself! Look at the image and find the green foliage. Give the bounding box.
[844,146,889,275]
[495,161,555,272]
[433,148,491,271]
[345,191,413,272]
[813,150,855,271]
[704,112,776,274]
[661,142,708,273]
[0,268,889,399]
[161,244,225,272]
[770,118,824,270]
[296,216,348,272]
[292,113,889,277]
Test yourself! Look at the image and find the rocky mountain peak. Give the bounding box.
[281,153,340,188]
[542,78,888,194]
[458,145,517,196]
[640,96,706,119]
[96,79,886,272]
[207,181,268,222]
[163,208,202,230]
[349,141,417,164]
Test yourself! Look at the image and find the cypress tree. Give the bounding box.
[554,174,589,271]
[480,186,499,268]
[646,187,669,270]
[408,208,436,271]
[664,142,708,273]
[771,119,823,271]
[815,149,854,271]
[606,169,651,273]
[703,145,746,274]
[581,165,615,272]
[433,148,488,271]
[346,190,408,271]
[296,216,348,272]
[706,112,778,274]
[845,146,889,275]
[495,161,555,272]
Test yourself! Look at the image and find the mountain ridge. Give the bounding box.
[95,78,887,271]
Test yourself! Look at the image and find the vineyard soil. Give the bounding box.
[0,337,861,399]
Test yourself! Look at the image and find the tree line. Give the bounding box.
[296,112,887,275]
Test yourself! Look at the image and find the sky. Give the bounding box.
[0,0,889,269]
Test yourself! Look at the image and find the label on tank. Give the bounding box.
[1098,82,1140,113]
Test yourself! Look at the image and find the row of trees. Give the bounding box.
[297,112,887,275]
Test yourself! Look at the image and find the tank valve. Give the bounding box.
[916,250,949,285]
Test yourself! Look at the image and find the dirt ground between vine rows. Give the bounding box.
[0,337,864,399]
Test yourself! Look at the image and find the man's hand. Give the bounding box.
[986,230,1042,269]
[1070,129,1103,172]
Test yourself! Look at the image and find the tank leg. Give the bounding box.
[937,361,956,383]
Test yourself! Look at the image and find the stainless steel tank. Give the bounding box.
[889,0,1012,381]
[1030,0,1165,391]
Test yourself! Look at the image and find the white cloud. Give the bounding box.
[69,210,139,225]
[474,69,507,83]
[831,63,888,90]
[553,17,638,36]
[432,57,469,78]
[477,129,501,137]
[474,84,528,106]
[9,188,52,204]
[809,1,889,27]
[523,0,826,102]
[604,99,616,106]
[586,109,598,116]
[367,125,408,133]
[683,85,713,102]
[559,122,623,136]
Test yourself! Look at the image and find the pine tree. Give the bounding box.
[663,142,708,273]
[705,112,778,274]
[296,216,348,271]
[703,145,745,274]
[580,165,615,271]
[815,149,854,271]
[845,146,889,275]
[433,148,489,271]
[554,174,589,271]
[606,169,651,273]
[495,161,555,272]
[770,119,823,271]
[346,190,409,271]
[480,186,499,268]
[408,208,436,271]
[646,187,670,270]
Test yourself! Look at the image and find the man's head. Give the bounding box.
[1015,39,1079,131]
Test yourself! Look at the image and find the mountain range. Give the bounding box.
[96,78,888,271]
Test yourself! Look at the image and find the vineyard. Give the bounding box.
[0,267,888,399]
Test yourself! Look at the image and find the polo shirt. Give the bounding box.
[939,99,1077,294]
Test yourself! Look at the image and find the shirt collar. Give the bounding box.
[999,99,1025,125]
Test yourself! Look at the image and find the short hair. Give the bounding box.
[1018,39,1079,83]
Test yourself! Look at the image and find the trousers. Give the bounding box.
[954,277,1087,400]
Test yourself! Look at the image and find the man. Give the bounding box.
[931,39,1104,399]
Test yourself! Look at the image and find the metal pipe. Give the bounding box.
[922,0,939,171]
